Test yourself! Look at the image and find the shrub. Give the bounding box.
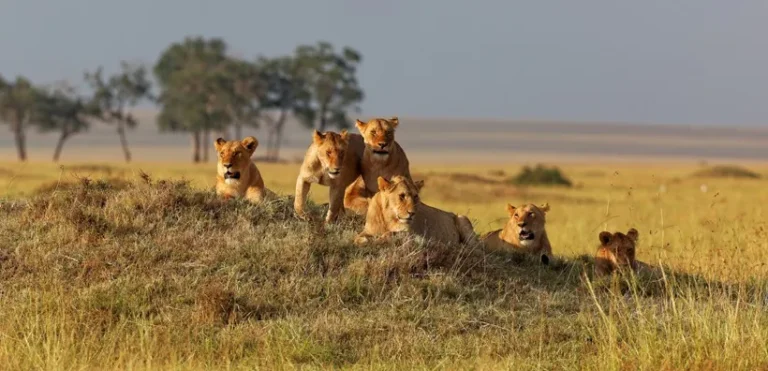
[508,165,573,187]
[693,165,761,179]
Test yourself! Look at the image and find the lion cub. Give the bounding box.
[214,136,270,203]
[343,117,412,215]
[354,176,477,246]
[482,203,553,264]
[294,129,365,222]
[594,228,644,277]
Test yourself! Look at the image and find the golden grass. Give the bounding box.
[1,160,767,369]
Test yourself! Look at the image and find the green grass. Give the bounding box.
[1,161,768,369]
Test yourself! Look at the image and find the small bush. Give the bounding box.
[508,165,573,187]
[693,165,761,179]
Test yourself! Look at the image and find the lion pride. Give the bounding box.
[294,129,365,222]
[482,203,553,265]
[354,176,477,246]
[343,117,412,215]
[214,136,270,203]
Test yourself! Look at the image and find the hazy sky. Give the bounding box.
[2,0,768,125]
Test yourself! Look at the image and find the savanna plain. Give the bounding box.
[1,155,768,370]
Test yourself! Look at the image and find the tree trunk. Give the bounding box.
[191,131,201,163]
[202,129,210,162]
[116,121,132,162]
[318,106,327,132]
[12,119,27,162]
[234,121,242,140]
[272,109,288,161]
[53,131,69,162]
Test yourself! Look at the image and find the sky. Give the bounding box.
[2,0,768,126]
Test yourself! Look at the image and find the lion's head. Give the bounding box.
[214,136,258,185]
[355,117,399,161]
[505,203,550,248]
[376,175,424,230]
[598,228,639,268]
[313,129,349,180]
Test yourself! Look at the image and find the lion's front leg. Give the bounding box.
[328,179,355,223]
[294,176,312,220]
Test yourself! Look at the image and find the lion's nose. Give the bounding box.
[377,142,388,149]
[222,163,232,168]
[517,222,526,227]
[407,211,415,218]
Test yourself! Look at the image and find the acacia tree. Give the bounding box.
[221,58,263,140]
[293,42,364,132]
[35,84,99,162]
[0,76,39,161]
[256,55,310,161]
[84,62,152,162]
[154,37,232,162]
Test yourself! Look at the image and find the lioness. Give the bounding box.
[214,136,269,203]
[294,129,365,222]
[343,117,412,215]
[594,228,648,277]
[354,176,477,246]
[482,203,553,265]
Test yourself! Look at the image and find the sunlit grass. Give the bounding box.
[0,160,767,369]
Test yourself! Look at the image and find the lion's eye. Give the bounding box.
[399,193,405,201]
[370,130,376,135]
[513,214,519,219]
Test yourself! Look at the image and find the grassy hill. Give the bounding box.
[1,174,767,370]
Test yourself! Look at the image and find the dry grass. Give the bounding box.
[1,161,768,369]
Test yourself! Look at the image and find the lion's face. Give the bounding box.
[214,136,258,185]
[506,203,550,247]
[598,228,639,266]
[313,129,349,180]
[377,175,424,229]
[355,117,399,161]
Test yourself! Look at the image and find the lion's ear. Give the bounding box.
[339,129,349,142]
[377,176,391,192]
[312,130,324,145]
[627,228,639,242]
[414,180,425,191]
[599,231,613,246]
[389,116,399,128]
[214,138,227,151]
[506,203,516,216]
[539,202,550,213]
[355,119,366,132]
[241,136,259,153]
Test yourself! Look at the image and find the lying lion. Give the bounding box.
[482,203,554,265]
[594,228,651,277]
[354,176,477,246]
[214,136,271,203]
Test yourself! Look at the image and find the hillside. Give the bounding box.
[1,175,767,370]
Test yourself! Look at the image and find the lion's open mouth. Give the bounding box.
[519,229,535,241]
[224,171,241,180]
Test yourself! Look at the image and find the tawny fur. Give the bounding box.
[354,176,477,246]
[594,228,649,277]
[294,129,365,222]
[214,136,271,203]
[482,203,554,264]
[343,117,412,215]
